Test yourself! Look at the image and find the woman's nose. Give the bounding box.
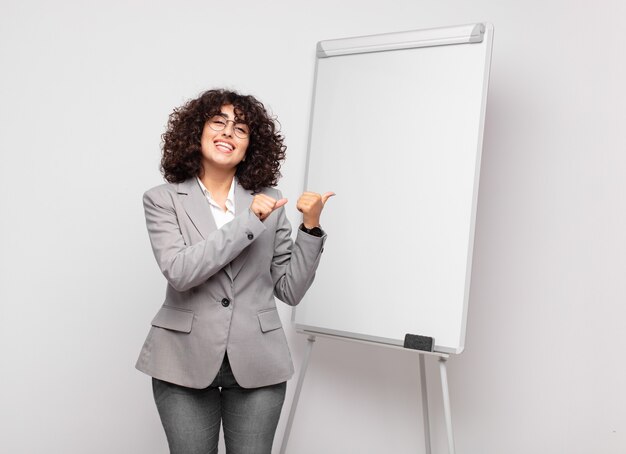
[222,121,235,137]
[222,125,233,137]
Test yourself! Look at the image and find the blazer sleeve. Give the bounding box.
[271,194,327,306]
[143,187,266,292]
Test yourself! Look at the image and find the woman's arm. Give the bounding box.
[270,194,327,306]
[143,187,266,292]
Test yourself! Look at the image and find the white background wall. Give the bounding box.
[1,1,624,453]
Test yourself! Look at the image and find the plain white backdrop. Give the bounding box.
[1,1,624,453]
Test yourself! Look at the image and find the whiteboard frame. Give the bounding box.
[293,23,494,355]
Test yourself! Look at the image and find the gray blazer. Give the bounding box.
[135,178,326,389]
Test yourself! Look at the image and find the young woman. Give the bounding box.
[136,89,333,454]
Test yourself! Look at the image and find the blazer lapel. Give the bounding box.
[177,178,218,240]
[230,181,255,280]
[179,178,235,280]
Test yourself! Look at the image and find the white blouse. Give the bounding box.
[196,177,236,229]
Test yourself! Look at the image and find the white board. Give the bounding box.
[294,24,493,354]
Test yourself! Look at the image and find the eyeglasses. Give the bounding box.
[207,116,250,139]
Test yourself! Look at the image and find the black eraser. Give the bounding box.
[403,334,434,352]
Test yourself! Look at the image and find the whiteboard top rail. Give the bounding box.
[317,23,486,57]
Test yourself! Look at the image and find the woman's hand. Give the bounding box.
[250,194,288,221]
[297,192,335,228]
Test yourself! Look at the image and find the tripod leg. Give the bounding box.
[419,354,432,454]
[439,357,456,454]
[279,335,316,454]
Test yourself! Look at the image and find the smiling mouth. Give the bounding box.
[214,141,235,153]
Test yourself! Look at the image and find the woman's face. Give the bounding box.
[200,104,249,173]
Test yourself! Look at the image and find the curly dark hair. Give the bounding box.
[160,89,286,192]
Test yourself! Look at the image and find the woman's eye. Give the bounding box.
[211,119,226,126]
[235,126,248,134]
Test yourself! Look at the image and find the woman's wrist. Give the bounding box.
[302,216,320,229]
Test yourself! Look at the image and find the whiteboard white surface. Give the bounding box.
[295,24,493,354]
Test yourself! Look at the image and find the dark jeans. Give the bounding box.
[152,354,287,454]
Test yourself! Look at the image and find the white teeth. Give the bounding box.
[215,141,234,151]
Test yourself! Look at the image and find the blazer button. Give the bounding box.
[247,233,254,240]
[221,298,231,308]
